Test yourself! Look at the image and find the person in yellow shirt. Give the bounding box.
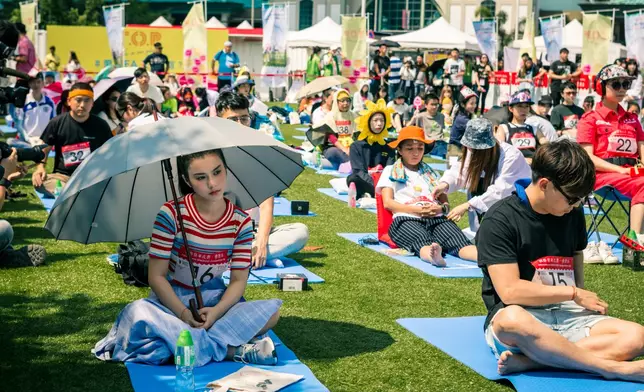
[45,46,60,73]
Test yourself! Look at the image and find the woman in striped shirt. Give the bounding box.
[94,149,282,367]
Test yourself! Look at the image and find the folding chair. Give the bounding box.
[586,186,631,248]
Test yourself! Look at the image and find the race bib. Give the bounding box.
[531,256,576,287]
[335,120,352,136]
[510,132,536,150]
[174,247,231,287]
[61,142,91,168]
[563,115,579,130]
[608,131,638,157]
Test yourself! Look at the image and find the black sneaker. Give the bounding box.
[2,245,46,267]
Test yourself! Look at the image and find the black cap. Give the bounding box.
[395,89,406,99]
[538,95,553,106]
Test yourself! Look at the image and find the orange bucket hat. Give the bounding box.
[388,126,433,148]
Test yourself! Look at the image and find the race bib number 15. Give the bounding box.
[531,256,576,287]
[62,142,91,168]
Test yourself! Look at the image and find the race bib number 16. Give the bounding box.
[62,142,91,168]
[531,256,576,287]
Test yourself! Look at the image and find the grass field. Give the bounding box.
[1,120,643,391]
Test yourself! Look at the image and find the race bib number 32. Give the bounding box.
[531,256,576,287]
[61,142,91,168]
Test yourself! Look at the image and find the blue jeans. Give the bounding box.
[323,146,349,169]
[389,83,401,101]
[0,220,14,254]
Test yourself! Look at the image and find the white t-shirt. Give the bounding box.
[387,101,409,116]
[22,92,55,140]
[376,164,441,219]
[127,113,166,131]
[126,83,164,104]
[526,115,558,142]
[444,58,465,86]
[311,106,329,127]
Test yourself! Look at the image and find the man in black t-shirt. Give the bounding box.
[548,48,581,106]
[550,82,584,138]
[143,42,170,80]
[476,140,644,382]
[32,82,112,198]
[370,44,390,97]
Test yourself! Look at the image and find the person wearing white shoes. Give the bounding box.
[583,241,619,265]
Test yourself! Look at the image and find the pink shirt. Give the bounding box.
[16,36,36,74]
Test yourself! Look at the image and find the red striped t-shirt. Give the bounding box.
[149,194,253,288]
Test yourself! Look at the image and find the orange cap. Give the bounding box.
[388,126,433,148]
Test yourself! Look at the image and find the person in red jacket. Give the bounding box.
[577,64,644,243]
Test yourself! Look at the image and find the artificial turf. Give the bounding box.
[0,120,642,392]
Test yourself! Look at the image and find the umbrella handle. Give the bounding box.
[189,299,203,322]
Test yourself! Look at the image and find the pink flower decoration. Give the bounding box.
[195,59,202,66]
[200,55,206,61]
[583,64,591,74]
[353,69,360,77]
[184,49,192,57]
[359,66,367,73]
[343,59,352,67]
[349,77,357,84]
[192,66,200,73]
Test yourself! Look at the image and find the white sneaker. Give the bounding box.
[583,242,603,264]
[233,336,278,366]
[597,241,619,265]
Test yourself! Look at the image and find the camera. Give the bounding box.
[0,141,46,163]
[0,20,30,108]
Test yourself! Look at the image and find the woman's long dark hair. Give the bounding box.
[115,92,156,120]
[460,142,501,194]
[177,149,227,196]
[456,95,477,119]
[627,59,639,77]
[101,87,119,121]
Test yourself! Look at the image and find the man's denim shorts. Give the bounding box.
[484,300,612,358]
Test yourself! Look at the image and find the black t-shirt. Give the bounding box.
[144,53,169,74]
[41,113,113,177]
[550,104,585,131]
[374,55,390,80]
[549,60,577,90]
[475,182,587,329]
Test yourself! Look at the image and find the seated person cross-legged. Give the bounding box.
[376,126,477,266]
[476,140,644,381]
[577,64,644,245]
[347,98,397,198]
[31,82,112,198]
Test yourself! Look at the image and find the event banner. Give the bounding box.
[472,20,497,69]
[261,4,288,88]
[519,12,536,66]
[582,14,612,74]
[625,11,644,66]
[341,16,368,85]
[103,6,125,67]
[182,3,208,86]
[540,15,564,63]
[20,1,37,44]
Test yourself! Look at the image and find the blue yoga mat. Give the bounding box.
[125,331,328,392]
[315,169,349,178]
[316,188,376,214]
[294,126,309,132]
[274,197,316,217]
[428,162,447,172]
[223,257,324,284]
[397,317,642,391]
[293,135,307,141]
[35,191,55,213]
[0,124,17,134]
[338,233,482,278]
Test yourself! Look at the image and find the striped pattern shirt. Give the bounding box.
[389,56,402,85]
[150,194,253,288]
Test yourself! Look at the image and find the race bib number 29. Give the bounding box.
[61,142,91,168]
[531,256,576,287]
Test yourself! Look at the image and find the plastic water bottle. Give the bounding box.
[314,149,322,169]
[53,180,63,197]
[175,330,195,392]
[348,182,357,208]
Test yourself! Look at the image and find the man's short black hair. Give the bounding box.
[561,81,577,92]
[521,52,529,58]
[49,45,55,51]
[215,91,250,115]
[70,82,94,94]
[451,48,460,54]
[133,67,148,79]
[154,42,162,48]
[15,22,26,35]
[531,139,595,198]
[560,47,569,54]
[424,93,439,104]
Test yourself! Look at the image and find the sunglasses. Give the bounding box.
[226,115,252,125]
[563,91,577,96]
[610,80,632,91]
[550,179,582,206]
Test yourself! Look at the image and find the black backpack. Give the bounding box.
[116,241,150,287]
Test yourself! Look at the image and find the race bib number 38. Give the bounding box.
[61,142,91,168]
[531,256,576,287]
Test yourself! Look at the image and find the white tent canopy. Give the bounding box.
[206,16,226,28]
[237,20,253,29]
[387,17,479,50]
[287,17,342,48]
[150,16,172,27]
[512,19,627,64]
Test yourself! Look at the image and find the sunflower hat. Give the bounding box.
[355,99,396,145]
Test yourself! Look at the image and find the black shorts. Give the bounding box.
[389,215,472,257]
